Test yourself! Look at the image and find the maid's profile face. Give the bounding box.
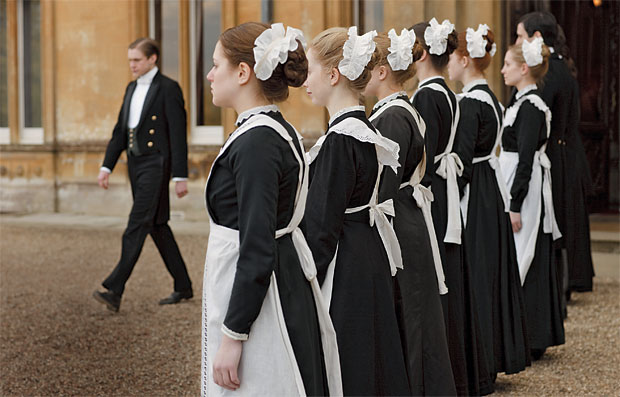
[501,50,525,87]
[207,41,238,108]
[303,48,332,107]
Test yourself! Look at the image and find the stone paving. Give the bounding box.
[0,215,618,396]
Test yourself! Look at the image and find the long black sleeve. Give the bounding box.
[223,128,282,336]
[510,101,546,212]
[305,134,358,283]
[375,111,411,203]
[412,90,440,187]
[102,84,132,171]
[164,81,188,178]
[454,98,480,195]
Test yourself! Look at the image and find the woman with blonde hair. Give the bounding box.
[447,24,530,379]
[363,28,456,396]
[202,22,341,396]
[303,26,410,395]
[499,37,564,361]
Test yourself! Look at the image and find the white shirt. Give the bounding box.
[100,66,186,181]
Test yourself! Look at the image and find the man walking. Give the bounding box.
[93,38,192,312]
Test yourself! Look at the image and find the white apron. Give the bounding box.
[412,82,464,244]
[307,116,402,307]
[201,114,342,397]
[369,98,448,295]
[498,94,562,285]
[457,89,511,226]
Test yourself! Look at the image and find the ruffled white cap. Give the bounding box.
[253,23,307,81]
[387,28,416,71]
[522,36,544,67]
[424,18,455,56]
[338,26,378,81]
[465,24,496,59]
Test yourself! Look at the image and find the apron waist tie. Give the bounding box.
[435,152,464,244]
[399,182,448,295]
[345,199,403,276]
[539,152,562,240]
[471,153,511,213]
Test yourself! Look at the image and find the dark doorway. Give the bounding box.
[503,0,619,213]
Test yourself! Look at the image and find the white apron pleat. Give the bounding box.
[202,114,342,397]
[499,94,562,285]
[412,83,464,244]
[369,98,448,295]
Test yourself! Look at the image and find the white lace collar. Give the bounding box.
[328,105,366,125]
[418,75,444,89]
[462,79,488,93]
[373,91,408,111]
[516,84,537,100]
[236,104,280,126]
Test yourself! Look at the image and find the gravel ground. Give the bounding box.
[1,223,618,396]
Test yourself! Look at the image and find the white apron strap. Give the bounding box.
[459,89,511,214]
[422,83,463,245]
[263,117,344,397]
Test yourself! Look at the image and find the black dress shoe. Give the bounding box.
[93,290,121,312]
[159,289,193,305]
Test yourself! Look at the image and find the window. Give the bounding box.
[150,0,179,81]
[189,0,223,145]
[0,0,9,144]
[18,0,42,144]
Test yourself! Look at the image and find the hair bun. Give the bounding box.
[283,43,308,87]
[484,29,495,53]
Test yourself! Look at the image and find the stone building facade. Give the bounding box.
[0,0,517,221]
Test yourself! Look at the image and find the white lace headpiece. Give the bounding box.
[338,26,378,80]
[465,24,496,59]
[522,36,544,67]
[253,23,306,81]
[424,18,455,56]
[387,28,416,71]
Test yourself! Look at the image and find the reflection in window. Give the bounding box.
[195,0,220,126]
[153,0,179,81]
[1,0,8,128]
[22,0,41,128]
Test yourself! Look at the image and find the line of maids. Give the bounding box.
[201,15,587,396]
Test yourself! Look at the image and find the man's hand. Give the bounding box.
[509,211,522,233]
[175,181,188,198]
[213,334,242,391]
[98,170,110,189]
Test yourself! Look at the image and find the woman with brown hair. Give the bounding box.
[363,28,456,396]
[201,22,341,396]
[499,37,565,361]
[411,18,493,396]
[303,26,410,396]
[448,24,530,379]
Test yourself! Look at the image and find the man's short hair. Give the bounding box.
[129,38,160,62]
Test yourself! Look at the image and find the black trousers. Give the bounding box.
[103,154,192,296]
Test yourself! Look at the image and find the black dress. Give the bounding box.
[304,108,410,396]
[541,53,594,294]
[372,93,456,396]
[206,108,326,395]
[412,77,493,396]
[453,82,530,376]
[501,90,566,353]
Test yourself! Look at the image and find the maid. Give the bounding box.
[411,18,493,396]
[303,26,410,396]
[202,22,341,396]
[448,24,530,377]
[363,28,455,396]
[499,37,564,361]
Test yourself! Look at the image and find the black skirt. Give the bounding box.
[463,162,530,375]
[394,186,456,396]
